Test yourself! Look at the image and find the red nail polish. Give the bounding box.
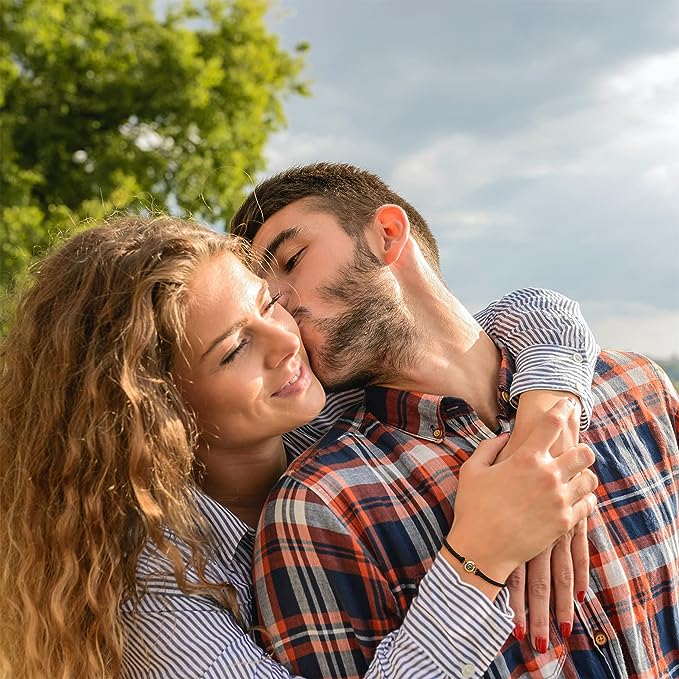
[577,590,586,603]
[535,637,548,654]
[514,624,525,641]
[560,622,572,639]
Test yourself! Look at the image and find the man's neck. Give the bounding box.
[378,279,502,430]
[195,436,288,529]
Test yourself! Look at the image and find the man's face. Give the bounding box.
[252,198,416,391]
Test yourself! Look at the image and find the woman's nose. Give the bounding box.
[263,319,301,369]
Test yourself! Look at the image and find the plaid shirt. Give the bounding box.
[254,350,679,679]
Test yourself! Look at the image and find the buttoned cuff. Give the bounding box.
[400,556,514,679]
[510,344,596,430]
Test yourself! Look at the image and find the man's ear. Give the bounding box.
[369,204,410,265]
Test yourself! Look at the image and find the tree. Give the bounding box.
[0,0,308,327]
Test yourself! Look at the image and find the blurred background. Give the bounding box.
[1,0,677,382]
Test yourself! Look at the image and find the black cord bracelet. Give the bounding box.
[442,539,507,588]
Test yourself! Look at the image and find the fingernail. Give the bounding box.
[577,590,586,603]
[567,396,578,408]
[513,624,525,641]
[535,636,548,654]
[560,622,572,639]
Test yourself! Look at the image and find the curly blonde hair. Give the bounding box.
[0,216,248,678]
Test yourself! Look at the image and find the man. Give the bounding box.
[234,163,679,678]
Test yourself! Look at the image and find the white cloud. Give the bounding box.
[390,48,679,205]
[581,303,679,358]
[264,130,384,176]
[263,4,679,356]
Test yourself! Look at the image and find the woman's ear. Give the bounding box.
[369,204,410,265]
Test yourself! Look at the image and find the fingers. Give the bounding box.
[565,468,599,506]
[526,550,551,653]
[550,535,575,640]
[506,564,527,641]
[571,492,598,525]
[557,443,596,480]
[518,398,579,459]
[469,433,510,468]
[571,518,589,604]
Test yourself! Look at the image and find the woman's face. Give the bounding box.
[174,251,326,450]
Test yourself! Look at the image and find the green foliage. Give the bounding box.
[655,356,679,392]
[0,0,308,330]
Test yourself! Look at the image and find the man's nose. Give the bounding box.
[261,277,292,310]
[274,285,301,316]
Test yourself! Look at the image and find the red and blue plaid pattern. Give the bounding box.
[254,350,679,679]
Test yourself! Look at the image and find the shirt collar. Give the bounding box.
[192,487,253,565]
[363,344,516,440]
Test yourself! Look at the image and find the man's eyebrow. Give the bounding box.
[200,281,268,361]
[263,226,302,263]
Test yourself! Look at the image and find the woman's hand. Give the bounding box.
[442,398,597,601]
[500,390,588,652]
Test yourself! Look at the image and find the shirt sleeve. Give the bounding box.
[121,602,303,679]
[121,545,511,679]
[474,287,600,429]
[254,477,514,679]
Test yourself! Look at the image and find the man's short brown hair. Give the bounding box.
[231,162,441,274]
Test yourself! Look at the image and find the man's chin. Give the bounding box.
[320,367,375,394]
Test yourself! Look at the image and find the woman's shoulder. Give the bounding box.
[121,492,254,615]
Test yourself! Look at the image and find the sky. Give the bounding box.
[263,0,679,359]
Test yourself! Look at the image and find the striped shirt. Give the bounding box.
[120,288,598,678]
[121,491,511,678]
[254,351,679,679]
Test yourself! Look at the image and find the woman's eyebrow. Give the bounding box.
[200,281,267,361]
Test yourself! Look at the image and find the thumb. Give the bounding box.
[471,433,510,468]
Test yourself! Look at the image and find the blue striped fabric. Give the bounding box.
[120,287,598,677]
[120,490,514,678]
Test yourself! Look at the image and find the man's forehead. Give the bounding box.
[254,197,325,246]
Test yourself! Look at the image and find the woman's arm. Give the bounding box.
[283,287,599,655]
[474,287,599,652]
[474,287,599,429]
[120,547,512,679]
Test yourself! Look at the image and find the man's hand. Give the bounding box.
[498,389,590,652]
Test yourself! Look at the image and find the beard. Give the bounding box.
[308,238,418,392]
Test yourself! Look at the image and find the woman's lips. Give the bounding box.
[272,361,312,397]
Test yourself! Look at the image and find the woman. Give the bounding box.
[0,216,597,678]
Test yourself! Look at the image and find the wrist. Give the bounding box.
[442,539,508,588]
[512,390,580,455]
[514,390,581,436]
[445,527,517,585]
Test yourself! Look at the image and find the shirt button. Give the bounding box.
[572,352,584,363]
[593,631,608,647]
[432,428,443,438]
[461,663,476,678]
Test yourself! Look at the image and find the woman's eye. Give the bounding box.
[220,339,248,366]
[284,249,304,273]
[263,292,282,314]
